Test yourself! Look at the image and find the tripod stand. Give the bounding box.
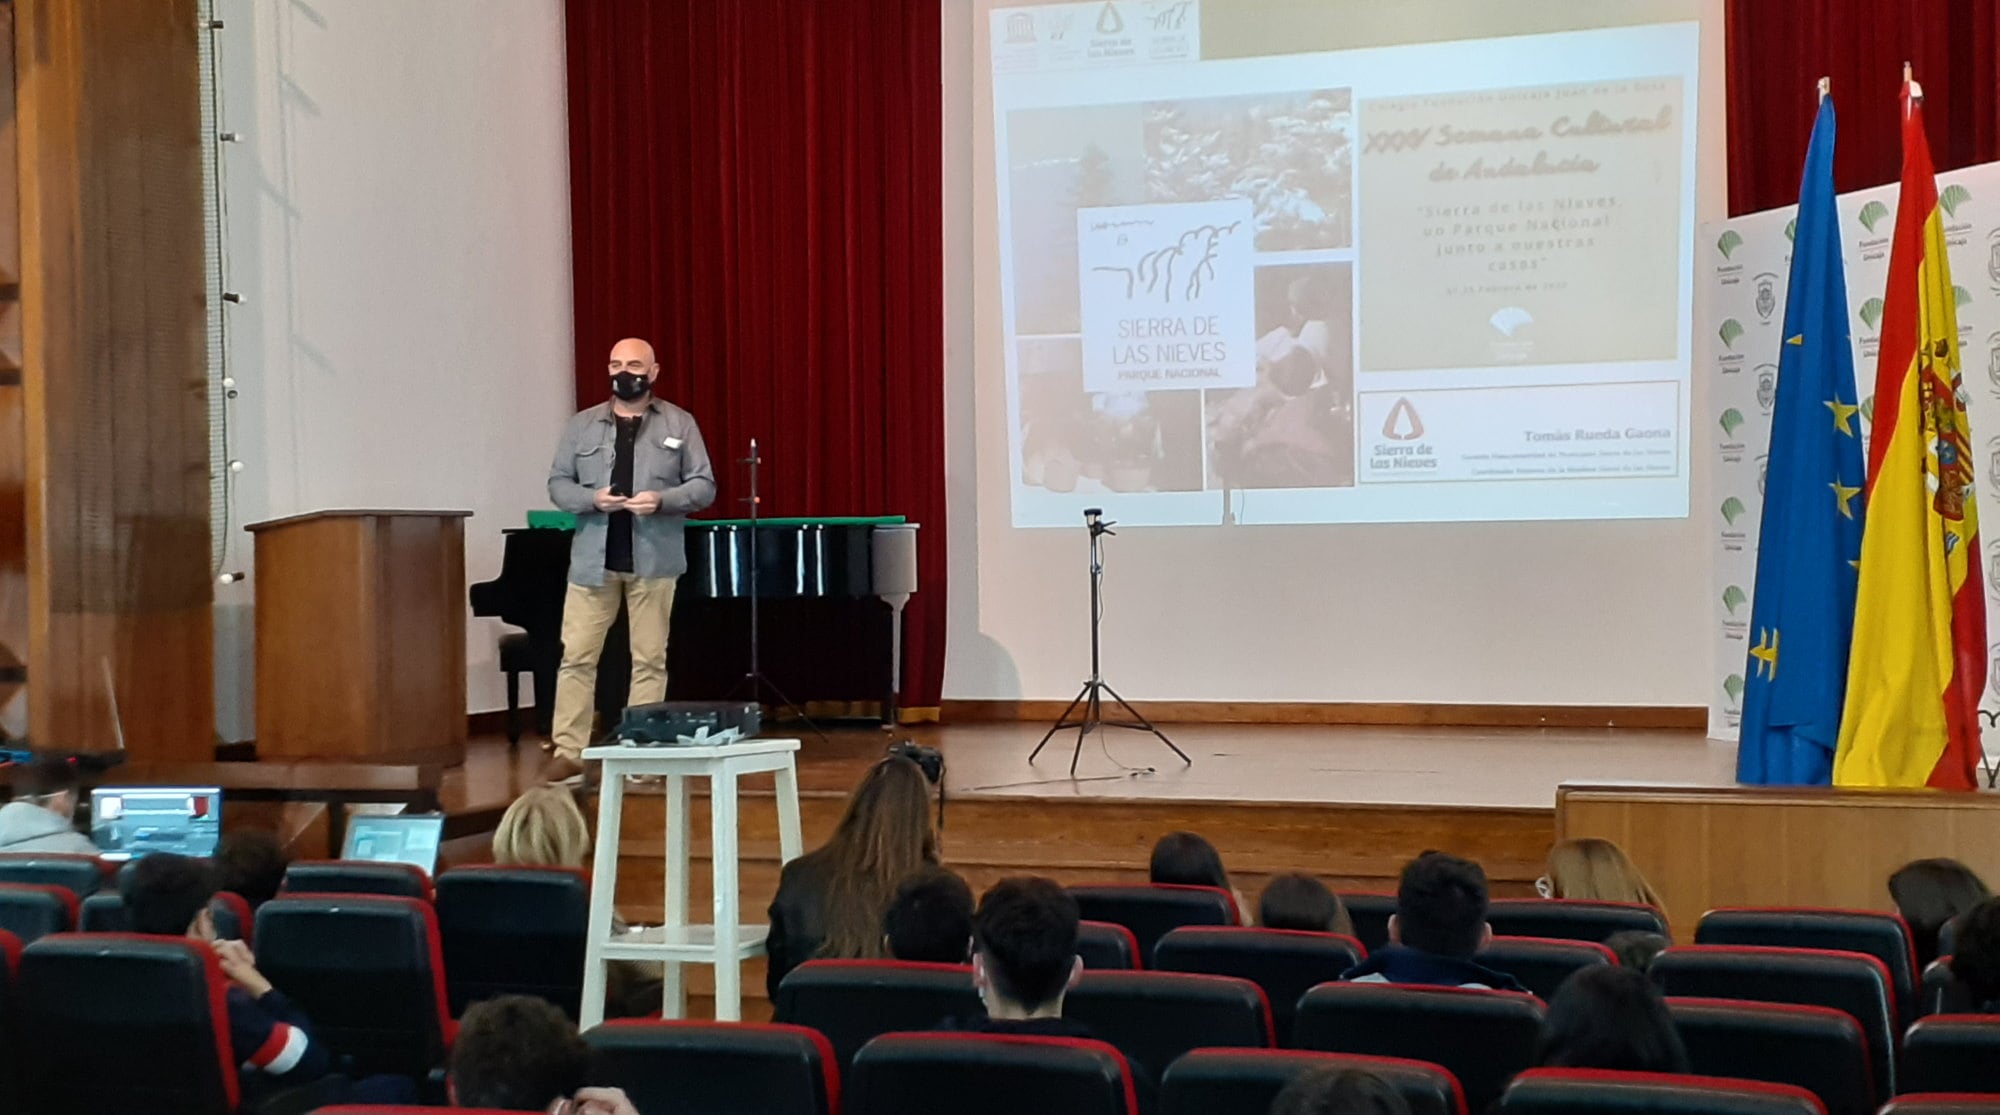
[1030,508,1191,777]
[728,438,825,742]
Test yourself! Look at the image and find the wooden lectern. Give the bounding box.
[247,510,472,765]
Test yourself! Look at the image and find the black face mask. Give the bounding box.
[610,372,651,401]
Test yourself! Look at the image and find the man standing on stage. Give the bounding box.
[544,337,715,782]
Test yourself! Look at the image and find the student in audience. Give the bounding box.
[0,756,96,854]
[1890,857,1991,967]
[1537,965,1689,1073]
[1150,831,1250,923]
[1268,1067,1413,1115]
[1259,872,1355,935]
[215,829,290,909]
[1341,851,1525,990]
[1603,930,1670,973]
[449,995,639,1114]
[885,866,974,963]
[491,784,660,1016]
[1949,896,2000,1008]
[767,755,939,997]
[941,876,1158,1114]
[123,852,360,1103]
[1540,838,1668,922]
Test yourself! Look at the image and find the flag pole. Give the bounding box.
[1905,61,1922,104]
[1817,76,1829,103]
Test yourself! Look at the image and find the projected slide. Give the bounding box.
[990,5,1698,526]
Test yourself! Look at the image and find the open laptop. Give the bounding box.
[341,813,446,874]
[90,786,222,861]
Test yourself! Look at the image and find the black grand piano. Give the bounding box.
[470,516,919,734]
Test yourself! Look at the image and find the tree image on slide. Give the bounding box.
[1144,90,1353,251]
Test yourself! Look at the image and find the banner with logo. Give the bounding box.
[1705,161,2000,740]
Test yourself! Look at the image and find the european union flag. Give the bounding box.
[1738,96,1864,785]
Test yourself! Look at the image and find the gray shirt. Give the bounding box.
[0,800,98,855]
[549,398,717,586]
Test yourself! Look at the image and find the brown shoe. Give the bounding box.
[540,754,585,784]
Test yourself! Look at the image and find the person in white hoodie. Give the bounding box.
[0,756,97,855]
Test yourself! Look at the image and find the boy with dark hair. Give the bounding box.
[214,828,291,909]
[0,755,96,854]
[449,995,637,1113]
[940,876,1158,1113]
[123,853,335,1094]
[884,867,974,964]
[1341,851,1524,990]
[1951,897,2000,1009]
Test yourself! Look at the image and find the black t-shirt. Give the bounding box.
[604,413,643,574]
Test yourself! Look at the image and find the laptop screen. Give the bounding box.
[341,814,445,873]
[90,786,223,860]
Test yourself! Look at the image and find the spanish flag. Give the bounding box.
[1834,76,1986,789]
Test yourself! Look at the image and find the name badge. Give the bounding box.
[663,436,684,450]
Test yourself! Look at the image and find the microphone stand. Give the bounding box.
[1029,508,1191,777]
[730,438,824,742]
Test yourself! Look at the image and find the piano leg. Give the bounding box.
[883,593,910,729]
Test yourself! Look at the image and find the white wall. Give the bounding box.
[211,0,574,739]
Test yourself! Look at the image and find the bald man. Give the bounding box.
[544,338,716,782]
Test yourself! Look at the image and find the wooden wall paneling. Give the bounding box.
[0,1,21,732]
[16,0,212,758]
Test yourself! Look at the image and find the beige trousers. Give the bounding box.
[551,572,677,759]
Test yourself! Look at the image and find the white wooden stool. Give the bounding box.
[578,737,804,1027]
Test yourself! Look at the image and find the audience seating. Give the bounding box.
[254,894,454,1079]
[434,865,588,1017]
[1666,997,1874,1115]
[0,929,18,1110]
[1485,898,1669,942]
[314,1108,518,1114]
[0,853,106,897]
[847,1032,1136,1115]
[282,860,435,901]
[1293,981,1545,1111]
[1160,1049,1467,1115]
[1079,919,1142,970]
[1070,885,1240,965]
[1901,1015,2000,1094]
[1477,936,1614,1000]
[1881,1099,2000,1115]
[772,960,981,1069]
[1153,926,1364,1044]
[1695,908,1919,1024]
[1921,957,1975,1015]
[583,1019,838,1115]
[1651,945,1897,1096]
[78,891,253,942]
[1496,1068,1826,1115]
[15,933,242,1115]
[1339,893,1397,954]
[0,882,76,943]
[1064,969,1273,1072]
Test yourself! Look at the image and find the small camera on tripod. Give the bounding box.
[888,741,943,785]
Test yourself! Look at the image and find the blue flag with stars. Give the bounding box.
[1737,96,1864,785]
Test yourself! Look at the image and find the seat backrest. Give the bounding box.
[1902,1014,2000,1095]
[435,865,589,1018]
[1477,937,1615,1000]
[1881,1099,2000,1115]
[0,883,77,943]
[1497,1068,1825,1115]
[1922,956,1976,1016]
[1666,997,1874,1115]
[0,854,105,897]
[314,1108,522,1114]
[1161,1049,1467,1115]
[0,929,19,1111]
[1696,908,1919,1024]
[283,859,434,901]
[1339,894,1398,954]
[79,892,250,942]
[17,933,238,1115]
[773,960,981,1069]
[254,894,452,1078]
[1065,969,1273,1072]
[584,1019,838,1115]
[1486,898,1668,942]
[1293,981,1545,1111]
[1651,945,1896,1097]
[1153,927,1364,1044]
[1069,885,1239,965]
[1079,920,1142,971]
[847,1032,1135,1115]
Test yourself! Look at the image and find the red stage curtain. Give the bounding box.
[564,0,946,708]
[1727,0,1999,214]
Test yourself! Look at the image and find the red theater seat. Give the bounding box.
[1901,1014,2000,1095]
[1338,893,1397,954]
[1666,997,1873,1115]
[1476,936,1615,1000]
[1293,981,1545,1111]
[1485,898,1668,943]
[1064,969,1274,1072]
[1695,907,1919,1025]
[0,882,77,944]
[1079,920,1142,971]
[1161,1049,1467,1115]
[583,1019,839,1115]
[847,1032,1136,1115]
[1496,1069,1825,1115]
[283,859,434,901]
[1069,885,1240,965]
[772,959,980,1070]
[0,853,108,897]
[435,865,589,1018]
[1153,926,1365,1043]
